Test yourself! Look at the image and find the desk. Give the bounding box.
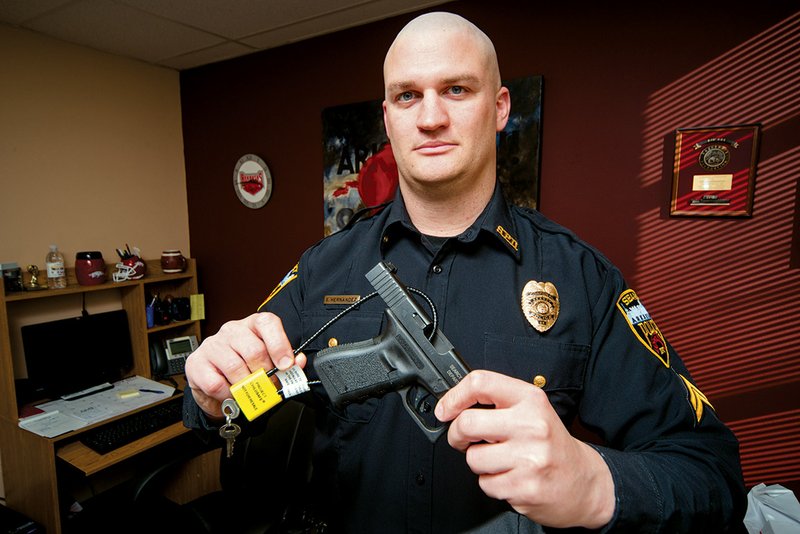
[0,259,209,533]
[0,394,217,533]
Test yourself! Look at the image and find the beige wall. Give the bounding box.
[0,25,190,501]
[0,24,189,270]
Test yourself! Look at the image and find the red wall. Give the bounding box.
[181,1,800,492]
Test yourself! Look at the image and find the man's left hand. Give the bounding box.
[435,370,616,529]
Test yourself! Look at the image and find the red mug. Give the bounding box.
[161,250,187,273]
[75,251,106,285]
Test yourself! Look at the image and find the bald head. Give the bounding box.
[384,12,502,92]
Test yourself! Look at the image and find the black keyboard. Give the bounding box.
[79,395,183,454]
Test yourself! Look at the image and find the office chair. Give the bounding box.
[130,400,318,534]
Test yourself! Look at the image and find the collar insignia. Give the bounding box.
[522,280,559,333]
[496,225,518,251]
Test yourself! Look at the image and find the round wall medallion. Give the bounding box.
[698,144,730,171]
[233,154,272,209]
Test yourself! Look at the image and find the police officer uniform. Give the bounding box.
[185,184,746,533]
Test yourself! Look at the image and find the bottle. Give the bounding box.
[46,245,67,289]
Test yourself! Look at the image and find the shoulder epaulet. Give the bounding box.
[512,205,616,270]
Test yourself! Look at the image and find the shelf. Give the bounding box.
[148,319,199,334]
[2,259,195,303]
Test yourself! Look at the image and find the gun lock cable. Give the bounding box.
[267,287,439,395]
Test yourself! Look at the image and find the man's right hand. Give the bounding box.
[184,312,306,420]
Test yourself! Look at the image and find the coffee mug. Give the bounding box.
[161,250,187,273]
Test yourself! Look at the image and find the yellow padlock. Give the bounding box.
[230,367,282,421]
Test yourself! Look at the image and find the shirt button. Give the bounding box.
[432,265,442,274]
[415,472,425,485]
[327,338,338,348]
[382,235,389,244]
[532,375,546,388]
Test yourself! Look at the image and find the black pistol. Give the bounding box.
[312,261,471,442]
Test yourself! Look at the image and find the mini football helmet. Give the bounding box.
[113,256,147,282]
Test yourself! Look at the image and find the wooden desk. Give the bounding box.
[0,260,212,533]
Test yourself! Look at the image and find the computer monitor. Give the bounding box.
[19,309,134,403]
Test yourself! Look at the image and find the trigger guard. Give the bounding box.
[398,386,446,443]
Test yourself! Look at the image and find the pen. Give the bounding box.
[139,389,164,394]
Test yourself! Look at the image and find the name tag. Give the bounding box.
[323,295,361,305]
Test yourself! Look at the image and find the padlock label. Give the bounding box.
[276,365,311,398]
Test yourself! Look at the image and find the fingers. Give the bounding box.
[187,381,224,420]
[435,369,543,433]
[436,370,533,421]
[435,370,551,451]
[215,312,292,376]
[464,440,517,475]
[184,312,299,418]
[444,404,508,450]
[434,369,616,528]
[250,313,296,370]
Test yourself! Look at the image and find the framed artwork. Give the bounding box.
[321,75,544,235]
[670,124,761,217]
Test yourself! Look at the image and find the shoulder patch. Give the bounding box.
[258,263,298,310]
[616,289,670,367]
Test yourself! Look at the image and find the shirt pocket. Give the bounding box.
[303,310,384,424]
[483,331,589,420]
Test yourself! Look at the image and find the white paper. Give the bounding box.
[19,410,87,438]
[20,376,176,437]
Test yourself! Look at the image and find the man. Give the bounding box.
[185,12,746,532]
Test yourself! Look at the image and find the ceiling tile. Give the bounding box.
[0,0,454,70]
[24,0,225,63]
[117,0,371,40]
[241,0,449,49]
[0,0,73,25]
[158,41,257,70]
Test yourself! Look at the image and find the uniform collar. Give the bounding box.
[380,183,522,260]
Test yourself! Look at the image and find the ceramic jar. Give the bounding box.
[160,250,187,273]
[75,251,106,285]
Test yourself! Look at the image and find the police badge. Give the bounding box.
[522,280,559,333]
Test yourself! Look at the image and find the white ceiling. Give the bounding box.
[0,0,452,70]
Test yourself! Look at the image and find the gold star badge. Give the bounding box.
[522,280,559,333]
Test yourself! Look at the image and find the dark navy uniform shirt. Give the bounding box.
[185,184,746,533]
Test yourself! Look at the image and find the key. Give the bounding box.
[220,423,241,458]
[219,398,241,458]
